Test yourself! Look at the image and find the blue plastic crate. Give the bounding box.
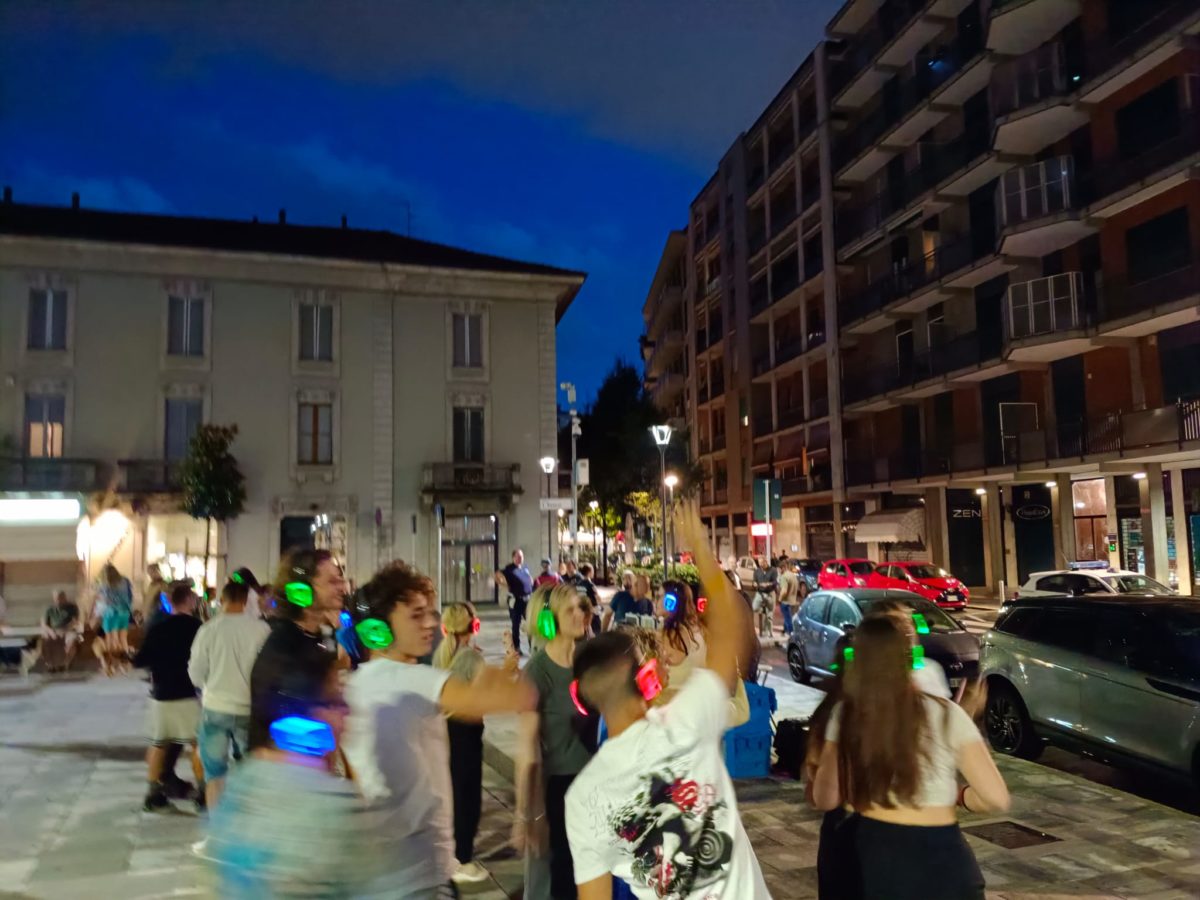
[725,731,773,779]
[744,681,778,716]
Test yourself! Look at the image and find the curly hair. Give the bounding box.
[356,560,436,626]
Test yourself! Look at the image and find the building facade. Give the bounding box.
[0,199,582,624]
[642,0,1200,594]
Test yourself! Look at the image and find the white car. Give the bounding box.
[1012,566,1173,603]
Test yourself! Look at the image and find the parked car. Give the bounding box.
[786,588,980,686]
[734,556,760,587]
[792,558,822,597]
[868,562,970,609]
[981,595,1200,786]
[1012,567,1173,604]
[817,558,878,589]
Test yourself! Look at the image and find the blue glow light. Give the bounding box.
[339,611,352,629]
[663,592,678,613]
[270,716,336,756]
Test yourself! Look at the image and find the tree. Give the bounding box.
[179,424,246,602]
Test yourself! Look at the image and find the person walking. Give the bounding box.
[134,582,204,811]
[343,561,534,899]
[778,560,799,637]
[432,601,492,886]
[811,616,1010,900]
[498,549,535,656]
[98,563,135,671]
[515,583,596,900]
[188,576,271,819]
[573,563,600,636]
[535,557,562,589]
[564,502,772,899]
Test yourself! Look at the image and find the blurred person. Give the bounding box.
[778,560,799,637]
[604,573,654,631]
[40,590,82,672]
[536,557,562,589]
[863,599,952,700]
[134,583,204,811]
[751,557,778,638]
[207,639,386,898]
[188,577,271,822]
[98,563,134,664]
[344,561,534,899]
[515,583,596,900]
[432,601,490,886]
[228,566,266,619]
[143,563,169,624]
[811,616,1010,900]
[497,548,534,656]
[574,563,600,636]
[564,502,770,899]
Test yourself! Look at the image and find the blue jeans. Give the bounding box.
[780,603,796,635]
[197,709,249,780]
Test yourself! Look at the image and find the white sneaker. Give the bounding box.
[190,838,210,859]
[452,861,489,884]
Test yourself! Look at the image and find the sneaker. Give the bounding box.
[143,787,170,812]
[452,861,489,885]
[193,787,208,813]
[162,775,194,799]
[190,838,211,859]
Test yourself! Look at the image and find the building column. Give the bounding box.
[1052,474,1075,568]
[925,487,949,569]
[1104,475,1121,570]
[862,496,880,561]
[1000,485,1020,593]
[833,501,846,557]
[983,485,1004,599]
[1169,467,1193,592]
[1141,463,1169,582]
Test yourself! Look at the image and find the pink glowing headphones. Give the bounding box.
[569,657,663,716]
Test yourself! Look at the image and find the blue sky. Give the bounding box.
[0,0,836,402]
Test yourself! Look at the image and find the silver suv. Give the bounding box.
[981,596,1200,786]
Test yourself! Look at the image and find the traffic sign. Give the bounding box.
[540,497,574,512]
[752,478,782,521]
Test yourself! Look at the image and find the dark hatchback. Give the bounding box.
[786,588,980,686]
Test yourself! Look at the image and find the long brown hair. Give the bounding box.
[661,580,701,657]
[837,616,930,810]
[804,633,851,776]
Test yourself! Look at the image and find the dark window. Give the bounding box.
[453,406,484,463]
[452,313,484,368]
[299,303,334,361]
[995,606,1043,638]
[803,593,831,623]
[1024,606,1092,654]
[167,296,205,356]
[298,402,333,465]
[848,561,875,575]
[164,398,203,461]
[27,288,69,351]
[827,598,858,630]
[1125,207,1191,284]
[1063,573,1103,596]
[1116,79,1180,161]
[1036,574,1070,594]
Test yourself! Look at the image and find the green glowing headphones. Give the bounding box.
[536,606,558,641]
[830,639,925,672]
[351,588,394,650]
[284,581,313,607]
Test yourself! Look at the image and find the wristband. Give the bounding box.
[956,784,971,811]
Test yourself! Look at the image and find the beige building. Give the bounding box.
[0,197,583,624]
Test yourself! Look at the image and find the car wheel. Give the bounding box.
[985,680,1042,760]
[787,644,810,684]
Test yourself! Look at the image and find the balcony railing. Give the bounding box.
[0,457,106,492]
[801,179,820,211]
[769,137,796,173]
[710,370,726,397]
[748,227,767,256]
[778,406,806,430]
[991,41,1076,119]
[771,203,798,238]
[1084,0,1198,85]
[422,463,522,495]
[703,321,724,350]
[714,487,729,504]
[1007,272,1085,341]
[752,413,774,435]
[1098,259,1200,325]
[776,336,805,365]
[752,351,773,377]
[998,155,1078,230]
[1082,116,1200,206]
[829,0,927,99]
[840,235,976,327]
[119,459,182,493]
[811,394,830,419]
[804,252,824,283]
[713,433,727,452]
[749,279,770,316]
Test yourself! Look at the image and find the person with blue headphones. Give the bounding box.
[342,560,535,899]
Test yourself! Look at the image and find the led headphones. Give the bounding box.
[440,615,481,638]
[270,716,336,757]
[696,596,708,614]
[351,588,395,650]
[537,606,559,641]
[569,655,663,717]
[832,640,925,671]
[339,611,353,630]
[230,572,245,586]
[663,591,679,614]
[285,581,314,608]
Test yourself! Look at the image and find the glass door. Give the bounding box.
[441,514,499,606]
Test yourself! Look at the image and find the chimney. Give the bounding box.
[341,214,347,229]
[278,208,286,225]
[71,192,80,210]
[2,186,11,204]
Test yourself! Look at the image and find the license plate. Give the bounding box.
[949,677,963,688]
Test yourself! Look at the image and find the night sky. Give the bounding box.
[0,0,837,402]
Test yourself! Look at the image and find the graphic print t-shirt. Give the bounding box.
[565,669,772,899]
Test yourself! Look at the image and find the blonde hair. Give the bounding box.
[433,601,477,670]
[526,582,582,640]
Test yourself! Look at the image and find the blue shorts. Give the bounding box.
[197,709,250,780]
[102,607,131,633]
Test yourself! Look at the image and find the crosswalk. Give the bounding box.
[954,609,999,636]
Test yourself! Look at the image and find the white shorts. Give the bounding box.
[146,697,201,745]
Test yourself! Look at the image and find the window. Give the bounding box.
[802,594,830,623]
[1116,79,1180,161]
[27,288,68,350]
[299,302,334,361]
[1025,606,1092,654]
[1125,207,1190,284]
[1036,574,1070,594]
[298,402,333,465]
[167,295,205,356]
[848,561,875,576]
[453,406,484,463]
[827,598,859,631]
[995,606,1042,638]
[164,397,203,461]
[25,393,65,457]
[452,313,483,368]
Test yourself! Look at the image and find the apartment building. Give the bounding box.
[642,0,1200,594]
[0,196,583,624]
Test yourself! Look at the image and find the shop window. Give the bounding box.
[25,393,65,457]
[453,406,485,463]
[167,295,205,357]
[165,397,203,461]
[27,288,68,351]
[452,313,484,369]
[299,302,334,362]
[298,402,333,465]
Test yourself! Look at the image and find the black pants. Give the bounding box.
[854,818,984,900]
[510,596,527,653]
[545,773,578,900]
[447,720,484,864]
[817,808,861,899]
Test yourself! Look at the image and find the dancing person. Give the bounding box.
[432,600,491,886]
[344,561,534,899]
[498,549,534,656]
[863,599,952,699]
[605,571,636,632]
[515,583,596,900]
[98,563,134,669]
[811,616,1010,900]
[564,502,771,899]
[134,583,204,811]
[574,563,599,635]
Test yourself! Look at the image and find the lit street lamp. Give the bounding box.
[539,456,557,561]
[650,425,672,583]
[664,473,679,571]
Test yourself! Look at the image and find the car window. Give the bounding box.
[1154,608,1200,681]
[1103,574,1173,596]
[1024,605,1093,653]
[906,564,947,579]
[798,561,821,574]
[1036,574,1068,594]
[801,594,830,623]
[848,561,874,575]
[1092,606,1153,668]
[827,598,859,630]
[994,606,1043,638]
[1068,574,1106,595]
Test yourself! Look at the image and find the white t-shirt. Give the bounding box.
[913,657,952,699]
[343,658,454,893]
[566,668,772,900]
[187,612,270,715]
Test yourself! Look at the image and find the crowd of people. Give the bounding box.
[16,499,1010,899]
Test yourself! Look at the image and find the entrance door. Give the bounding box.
[1011,484,1055,583]
[441,514,499,606]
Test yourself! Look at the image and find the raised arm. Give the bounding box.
[439,665,536,721]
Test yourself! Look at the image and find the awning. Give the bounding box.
[852,507,926,544]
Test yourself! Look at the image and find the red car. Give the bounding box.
[817,558,878,589]
[867,562,970,609]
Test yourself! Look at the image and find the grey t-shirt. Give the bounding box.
[447,645,484,683]
[525,649,594,776]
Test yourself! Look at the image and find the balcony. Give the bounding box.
[830,0,945,109]
[927,125,1009,198]
[1048,397,1200,462]
[777,405,807,431]
[702,320,724,351]
[1005,271,1091,361]
[749,279,770,317]
[1084,117,1200,219]
[0,457,107,493]
[752,350,773,378]
[422,463,522,501]
[769,137,796,174]
[997,156,1095,257]
[987,0,1082,56]
[1097,260,1200,338]
[991,42,1089,154]
[835,150,957,253]
[652,371,686,405]
[1080,0,1200,104]
[645,285,683,336]
[844,330,1008,409]
[752,412,774,436]
[646,329,686,377]
[119,459,182,493]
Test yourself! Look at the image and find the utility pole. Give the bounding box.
[561,382,580,559]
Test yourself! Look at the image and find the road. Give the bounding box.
[759,600,1200,817]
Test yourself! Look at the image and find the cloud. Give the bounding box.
[10,167,173,213]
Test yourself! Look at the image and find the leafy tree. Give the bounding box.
[179,424,246,601]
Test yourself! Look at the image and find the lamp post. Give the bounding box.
[588,499,600,567]
[650,425,672,583]
[539,456,557,562]
[561,382,581,560]
[664,473,679,573]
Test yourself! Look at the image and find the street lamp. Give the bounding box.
[539,456,557,561]
[650,425,673,583]
[664,473,679,572]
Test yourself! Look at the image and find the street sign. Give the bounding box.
[540,497,574,512]
[752,478,782,520]
[576,458,590,486]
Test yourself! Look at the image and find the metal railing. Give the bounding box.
[752,414,774,435]
[749,278,770,316]
[1082,116,1200,206]
[991,41,1075,119]
[778,406,807,430]
[1006,272,1085,340]
[119,459,182,493]
[998,155,1077,230]
[839,234,977,327]
[0,457,106,492]
[423,463,521,494]
[1098,260,1200,325]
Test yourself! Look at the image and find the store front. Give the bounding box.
[945,489,985,587]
